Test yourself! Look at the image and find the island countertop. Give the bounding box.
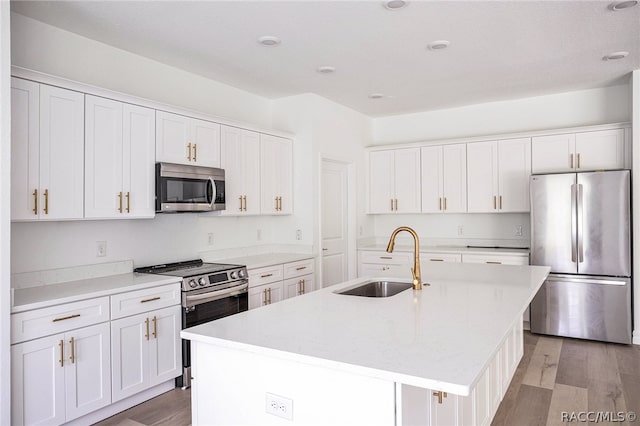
[181,262,550,395]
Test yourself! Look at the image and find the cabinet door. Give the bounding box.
[85,95,124,218]
[111,313,149,402]
[442,143,467,213]
[11,78,40,220]
[149,305,182,386]
[497,138,531,212]
[242,131,261,215]
[369,150,395,213]
[11,334,66,426]
[248,285,269,310]
[575,129,625,171]
[124,104,156,218]
[156,111,190,165]
[65,323,111,421]
[420,146,443,213]
[39,84,85,220]
[531,133,575,173]
[394,148,421,213]
[260,134,292,214]
[467,141,498,213]
[191,118,221,167]
[283,274,314,299]
[221,125,246,215]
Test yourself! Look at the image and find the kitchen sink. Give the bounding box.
[336,281,413,298]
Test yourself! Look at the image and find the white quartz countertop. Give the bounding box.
[358,243,530,255]
[182,262,549,395]
[212,253,313,270]
[12,273,179,313]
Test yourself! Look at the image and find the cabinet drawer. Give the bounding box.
[360,264,411,280]
[248,265,284,287]
[360,251,411,265]
[283,258,314,279]
[11,296,110,344]
[462,254,529,265]
[110,283,181,320]
[420,252,462,263]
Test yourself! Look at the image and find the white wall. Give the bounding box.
[632,69,640,345]
[373,84,631,145]
[11,13,272,128]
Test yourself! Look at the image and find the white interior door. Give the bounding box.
[321,160,349,287]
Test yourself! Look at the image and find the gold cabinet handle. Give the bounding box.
[193,144,197,162]
[140,297,160,303]
[570,153,574,168]
[144,317,150,340]
[59,339,64,367]
[260,273,273,278]
[44,189,49,214]
[443,197,447,211]
[33,189,38,215]
[118,191,123,213]
[69,337,75,364]
[267,287,272,304]
[390,199,394,211]
[239,196,243,211]
[126,192,130,213]
[439,197,442,211]
[394,199,398,211]
[486,261,502,264]
[295,266,307,271]
[262,289,267,306]
[52,313,80,322]
[432,391,448,404]
[493,195,497,210]
[187,142,192,161]
[429,258,444,262]
[152,316,157,339]
[499,195,503,210]
[577,153,581,168]
[243,196,247,211]
[275,197,279,211]
[300,279,305,295]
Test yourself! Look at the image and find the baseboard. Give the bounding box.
[66,380,175,426]
[633,330,640,345]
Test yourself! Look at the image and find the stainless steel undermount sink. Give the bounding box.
[336,281,413,298]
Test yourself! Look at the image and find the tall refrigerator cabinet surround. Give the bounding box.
[530,170,632,344]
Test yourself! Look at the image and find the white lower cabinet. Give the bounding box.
[111,305,181,402]
[248,282,284,309]
[248,258,315,309]
[283,274,314,299]
[461,253,529,265]
[11,323,111,426]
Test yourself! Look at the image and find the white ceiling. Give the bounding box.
[10,1,640,117]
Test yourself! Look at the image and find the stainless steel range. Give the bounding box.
[135,259,248,388]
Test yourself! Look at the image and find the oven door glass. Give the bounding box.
[158,176,225,212]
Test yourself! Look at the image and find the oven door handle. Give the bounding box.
[185,283,248,307]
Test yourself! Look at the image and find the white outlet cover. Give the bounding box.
[265,393,293,420]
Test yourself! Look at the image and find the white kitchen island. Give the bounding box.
[181,262,550,426]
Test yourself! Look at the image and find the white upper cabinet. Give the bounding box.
[369,148,421,214]
[260,134,293,215]
[11,78,84,221]
[467,138,531,213]
[421,144,466,213]
[220,125,261,215]
[531,129,625,173]
[156,111,220,167]
[85,96,155,219]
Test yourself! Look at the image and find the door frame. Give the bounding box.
[318,155,357,288]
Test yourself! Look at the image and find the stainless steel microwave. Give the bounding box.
[156,163,225,213]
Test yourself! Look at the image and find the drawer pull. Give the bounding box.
[429,258,444,262]
[52,313,80,322]
[140,297,161,303]
[486,261,502,265]
[261,273,273,278]
[379,256,393,260]
[295,266,307,271]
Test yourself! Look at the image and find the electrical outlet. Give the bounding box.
[296,229,302,240]
[207,233,214,246]
[265,393,293,420]
[457,225,464,236]
[257,229,262,241]
[96,241,107,257]
[514,225,523,237]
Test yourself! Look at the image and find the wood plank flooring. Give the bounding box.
[94,332,640,426]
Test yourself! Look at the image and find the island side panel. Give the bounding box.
[191,341,396,425]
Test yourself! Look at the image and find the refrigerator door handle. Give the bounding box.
[571,183,577,263]
[577,183,584,263]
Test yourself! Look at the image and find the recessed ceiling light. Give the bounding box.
[383,0,408,10]
[368,93,386,99]
[427,40,451,51]
[317,66,336,74]
[610,1,638,10]
[603,51,629,60]
[257,36,281,47]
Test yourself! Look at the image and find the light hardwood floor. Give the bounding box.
[94,332,640,426]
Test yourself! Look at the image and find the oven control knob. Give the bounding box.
[230,271,238,279]
[198,277,206,286]
[238,269,246,278]
[188,279,197,288]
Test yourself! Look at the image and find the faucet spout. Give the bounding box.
[386,226,427,290]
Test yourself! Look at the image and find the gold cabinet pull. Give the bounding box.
[239,196,243,211]
[118,191,123,213]
[262,289,267,306]
[69,337,75,364]
[187,142,192,161]
[486,261,502,264]
[394,199,398,211]
[439,197,442,211]
[243,196,247,211]
[144,317,150,340]
[443,197,447,211]
[140,296,160,303]
[295,266,307,271]
[430,258,444,262]
[570,153,574,168]
[260,273,273,278]
[33,189,38,215]
[300,279,305,295]
[499,195,503,210]
[577,153,581,168]
[44,189,49,214]
[379,256,393,259]
[126,192,130,213]
[267,287,272,304]
[432,391,448,404]
[275,197,279,211]
[59,340,64,367]
[390,199,394,211]
[193,144,197,161]
[493,195,497,210]
[52,313,80,322]
[152,316,157,339]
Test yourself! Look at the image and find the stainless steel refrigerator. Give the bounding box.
[529,170,632,344]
